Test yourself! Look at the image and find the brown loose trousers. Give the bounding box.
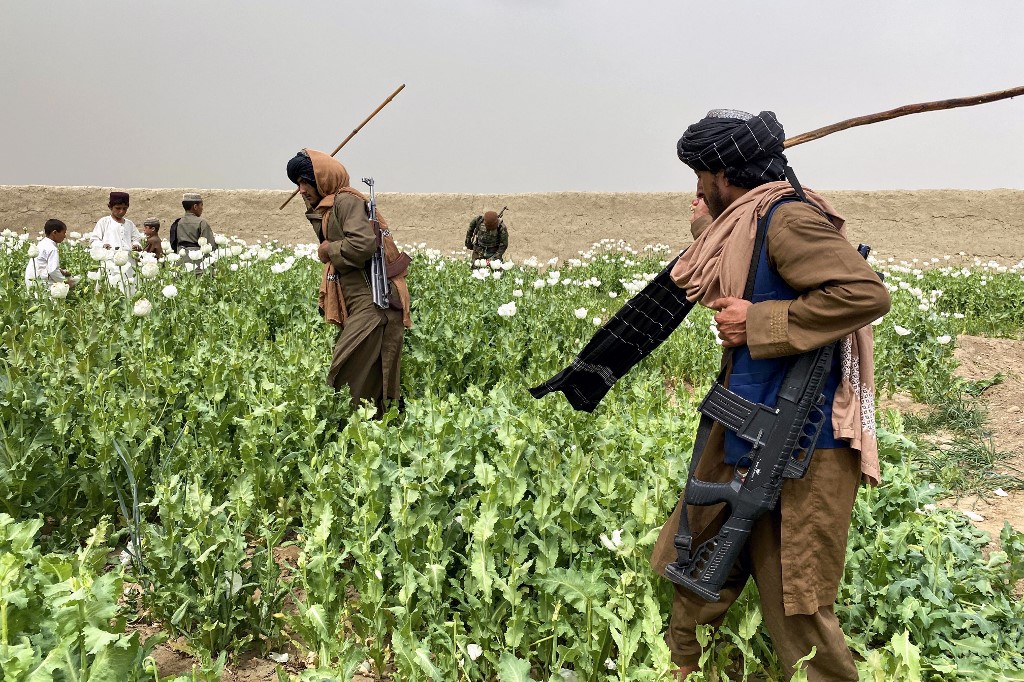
[652,201,890,681]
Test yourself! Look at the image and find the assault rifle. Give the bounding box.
[362,177,390,309]
[664,341,836,602]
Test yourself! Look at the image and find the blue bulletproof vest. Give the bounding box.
[723,201,844,465]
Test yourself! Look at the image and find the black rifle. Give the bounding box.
[362,177,390,309]
[664,342,835,601]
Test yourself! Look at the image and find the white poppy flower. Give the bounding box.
[27,244,39,258]
[497,302,517,318]
[501,260,515,270]
[165,252,181,263]
[87,270,102,281]
[198,236,208,246]
[161,240,172,253]
[604,658,617,670]
[491,271,502,280]
[133,298,152,317]
[592,317,602,326]
[892,325,912,337]
[215,235,228,246]
[200,243,213,254]
[533,279,546,289]
[935,335,952,345]
[184,262,196,272]
[574,307,588,319]
[467,643,483,661]
[112,250,131,267]
[49,282,70,300]
[139,262,160,279]
[490,259,503,269]
[162,284,178,299]
[69,231,82,239]
[188,250,203,261]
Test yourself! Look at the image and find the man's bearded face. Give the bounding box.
[696,171,729,219]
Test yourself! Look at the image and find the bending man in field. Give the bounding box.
[286,149,412,413]
[465,209,508,262]
[652,109,890,681]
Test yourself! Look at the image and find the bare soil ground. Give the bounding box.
[943,335,1024,539]
[3,186,1024,265]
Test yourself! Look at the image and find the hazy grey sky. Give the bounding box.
[2,1,1023,193]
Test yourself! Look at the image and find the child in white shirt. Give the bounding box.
[90,191,141,293]
[90,191,142,251]
[25,219,75,292]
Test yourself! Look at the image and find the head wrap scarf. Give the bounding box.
[108,191,130,207]
[286,151,317,188]
[677,110,788,183]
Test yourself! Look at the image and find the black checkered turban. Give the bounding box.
[677,109,788,183]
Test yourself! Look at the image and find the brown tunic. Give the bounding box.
[144,234,164,258]
[652,201,889,677]
[322,192,404,408]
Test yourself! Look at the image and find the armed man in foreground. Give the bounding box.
[651,110,890,681]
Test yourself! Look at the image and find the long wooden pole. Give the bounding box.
[279,83,406,210]
[784,84,1024,148]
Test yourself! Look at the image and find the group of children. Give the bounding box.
[23,190,216,293]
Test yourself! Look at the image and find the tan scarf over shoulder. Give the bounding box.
[307,149,413,330]
[670,181,880,485]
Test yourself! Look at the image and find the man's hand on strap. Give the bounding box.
[709,296,751,347]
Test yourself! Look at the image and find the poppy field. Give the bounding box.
[2,229,1024,681]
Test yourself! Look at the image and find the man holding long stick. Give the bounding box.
[650,109,890,681]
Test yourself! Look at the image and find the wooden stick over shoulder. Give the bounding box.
[280,83,406,210]
[784,84,1024,148]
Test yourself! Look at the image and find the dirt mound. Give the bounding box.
[3,185,1023,264]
